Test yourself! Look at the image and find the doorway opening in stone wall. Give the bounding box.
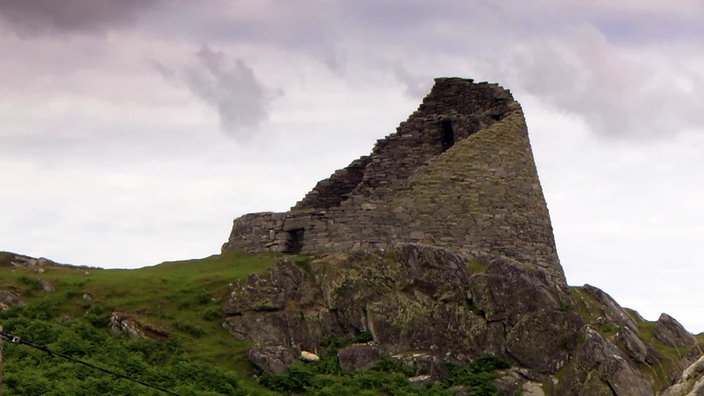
[285,228,305,254]
[441,119,455,152]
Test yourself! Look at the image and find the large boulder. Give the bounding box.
[467,257,565,327]
[614,325,649,364]
[0,289,22,310]
[223,310,323,353]
[662,354,704,396]
[248,345,297,374]
[109,311,169,340]
[365,290,506,359]
[653,313,697,348]
[225,260,320,315]
[505,310,583,373]
[582,284,638,332]
[559,327,653,396]
[1,252,59,268]
[337,344,382,372]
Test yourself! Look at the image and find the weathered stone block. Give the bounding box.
[338,344,382,372]
[248,346,296,374]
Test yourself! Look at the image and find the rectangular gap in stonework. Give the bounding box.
[441,119,455,152]
[285,228,305,254]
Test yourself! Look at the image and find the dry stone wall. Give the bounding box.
[223,77,565,284]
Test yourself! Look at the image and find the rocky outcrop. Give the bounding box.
[224,245,703,394]
[0,252,60,268]
[223,245,567,364]
[248,346,297,374]
[0,288,22,311]
[654,313,698,348]
[505,310,583,373]
[110,311,169,340]
[224,244,569,363]
[337,344,382,372]
[559,327,653,396]
[662,354,704,396]
[582,284,639,332]
[467,258,569,326]
[614,325,649,364]
[36,278,55,293]
[494,370,548,396]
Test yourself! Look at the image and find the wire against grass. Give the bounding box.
[0,330,182,396]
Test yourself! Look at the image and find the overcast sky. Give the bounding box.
[1,1,703,332]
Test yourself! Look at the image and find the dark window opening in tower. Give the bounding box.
[285,228,305,254]
[441,119,455,152]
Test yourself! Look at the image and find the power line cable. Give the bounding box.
[0,330,182,396]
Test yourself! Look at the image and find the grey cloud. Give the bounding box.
[151,59,176,80]
[154,1,703,140]
[155,45,279,140]
[316,46,347,75]
[5,0,702,141]
[482,25,704,138]
[0,0,161,36]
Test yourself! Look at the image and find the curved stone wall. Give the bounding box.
[222,78,565,284]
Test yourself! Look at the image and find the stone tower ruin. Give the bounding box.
[223,77,564,283]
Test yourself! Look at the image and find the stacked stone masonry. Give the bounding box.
[223,77,565,283]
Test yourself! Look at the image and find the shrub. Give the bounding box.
[260,364,315,393]
[18,276,44,293]
[173,321,207,338]
[369,357,414,377]
[472,353,510,372]
[320,330,374,348]
[201,307,221,321]
[353,331,373,343]
[444,353,510,395]
[83,304,112,328]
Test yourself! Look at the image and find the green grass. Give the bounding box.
[635,320,694,392]
[0,250,279,394]
[568,287,602,324]
[466,258,489,273]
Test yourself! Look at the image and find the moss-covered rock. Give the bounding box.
[226,244,572,375]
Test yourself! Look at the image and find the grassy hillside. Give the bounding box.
[0,251,279,395]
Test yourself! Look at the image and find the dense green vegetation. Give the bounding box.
[0,251,276,395]
[258,351,510,395]
[0,252,511,395]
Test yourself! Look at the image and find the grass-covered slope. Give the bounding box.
[0,251,278,395]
